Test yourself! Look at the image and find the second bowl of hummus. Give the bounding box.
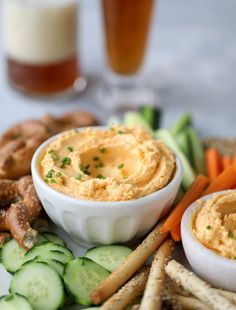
[32,125,182,245]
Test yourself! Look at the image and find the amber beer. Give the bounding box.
[102,0,154,75]
[3,0,83,96]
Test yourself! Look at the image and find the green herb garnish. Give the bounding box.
[44,179,49,183]
[118,130,124,134]
[95,162,104,168]
[228,231,234,239]
[97,174,106,179]
[76,173,82,181]
[206,225,211,230]
[60,157,71,168]
[99,147,106,154]
[67,146,73,152]
[50,179,56,184]
[117,163,124,169]
[48,149,58,161]
[46,170,53,178]
[56,172,62,177]
[93,156,100,161]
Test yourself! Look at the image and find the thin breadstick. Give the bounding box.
[140,239,174,310]
[129,305,140,310]
[172,294,212,310]
[100,267,150,310]
[165,260,236,310]
[217,290,236,305]
[166,277,192,297]
[91,222,168,304]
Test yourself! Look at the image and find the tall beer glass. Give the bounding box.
[100,0,155,109]
[3,0,86,97]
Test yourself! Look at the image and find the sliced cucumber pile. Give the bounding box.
[0,293,33,310]
[41,232,66,247]
[85,245,132,272]
[0,239,26,273]
[10,261,65,310]
[64,258,110,306]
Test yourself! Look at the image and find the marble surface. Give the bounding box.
[0,0,236,136]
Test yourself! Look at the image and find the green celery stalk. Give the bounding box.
[170,114,192,137]
[187,128,206,175]
[155,129,195,190]
[175,131,191,160]
[139,106,162,130]
[123,112,153,134]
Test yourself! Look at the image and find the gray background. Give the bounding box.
[0,0,236,136]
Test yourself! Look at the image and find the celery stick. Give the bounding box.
[139,106,162,130]
[187,128,206,175]
[155,129,195,190]
[123,112,153,133]
[170,114,192,136]
[175,131,191,160]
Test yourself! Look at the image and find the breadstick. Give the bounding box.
[140,239,174,310]
[218,290,236,304]
[91,222,168,304]
[130,306,140,310]
[166,260,236,310]
[166,277,192,297]
[100,267,150,310]
[172,294,211,310]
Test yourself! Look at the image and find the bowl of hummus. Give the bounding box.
[32,125,182,245]
[181,190,236,291]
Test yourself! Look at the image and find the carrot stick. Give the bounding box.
[222,156,232,170]
[205,148,222,181]
[170,224,181,241]
[202,163,236,196]
[160,175,210,233]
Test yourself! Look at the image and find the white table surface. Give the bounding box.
[0,0,236,137]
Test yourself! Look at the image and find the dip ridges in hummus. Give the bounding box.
[39,126,176,202]
[194,191,236,259]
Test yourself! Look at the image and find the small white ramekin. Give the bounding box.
[31,128,182,246]
[181,190,236,292]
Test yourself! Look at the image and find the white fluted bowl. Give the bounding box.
[31,128,182,246]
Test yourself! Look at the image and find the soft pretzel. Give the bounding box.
[0,111,98,179]
[40,110,98,134]
[0,176,41,249]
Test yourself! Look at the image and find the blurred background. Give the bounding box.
[0,0,235,136]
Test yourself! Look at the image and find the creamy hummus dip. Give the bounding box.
[194,191,236,259]
[39,126,176,202]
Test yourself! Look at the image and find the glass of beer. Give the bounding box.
[3,0,86,97]
[100,0,155,109]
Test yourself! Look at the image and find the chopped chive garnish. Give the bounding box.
[95,162,104,168]
[93,156,100,161]
[96,174,106,179]
[228,231,234,239]
[46,171,53,178]
[85,164,90,170]
[48,150,58,161]
[117,163,124,169]
[99,147,106,154]
[44,179,49,183]
[60,157,71,168]
[206,225,211,230]
[118,130,124,134]
[50,179,56,183]
[84,171,91,176]
[67,146,73,152]
[56,172,62,177]
[76,173,82,181]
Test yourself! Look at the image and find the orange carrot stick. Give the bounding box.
[222,156,232,170]
[170,224,181,241]
[202,163,236,196]
[161,175,210,233]
[205,148,222,181]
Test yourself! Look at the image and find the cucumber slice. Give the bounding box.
[10,261,65,310]
[0,293,32,310]
[36,234,48,244]
[85,245,132,272]
[30,256,64,277]
[23,242,73,266]
[42,232,65,247]
[155,129,195,190]
[0,239,26,273]
[64,258,110,306]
